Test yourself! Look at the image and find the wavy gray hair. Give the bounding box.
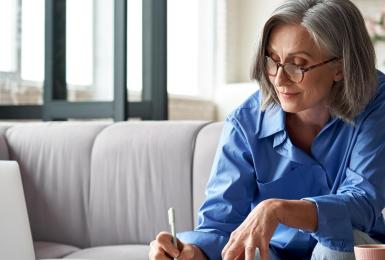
[252,0,377,122]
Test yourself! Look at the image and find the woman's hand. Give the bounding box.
[149,231,207,260]
[221,199,281,260]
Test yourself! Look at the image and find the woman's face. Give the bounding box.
[267,24,341,115]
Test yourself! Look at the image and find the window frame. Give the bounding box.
[0,0,168,121]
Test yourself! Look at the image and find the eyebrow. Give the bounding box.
[287,51,313,58]
[267,47,313,58]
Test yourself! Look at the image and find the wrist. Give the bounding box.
[265,199,318,231]
[191,244,207,260]
[264,198,286,223]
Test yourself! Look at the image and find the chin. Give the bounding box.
[280,103,302,113]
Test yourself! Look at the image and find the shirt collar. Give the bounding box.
[258,104,285,139]
[257,103,340,141]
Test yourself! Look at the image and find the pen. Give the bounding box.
[168,207,178,260]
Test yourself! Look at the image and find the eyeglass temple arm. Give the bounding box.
[302,57,339,72]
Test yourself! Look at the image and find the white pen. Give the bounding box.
[168,207,178,260]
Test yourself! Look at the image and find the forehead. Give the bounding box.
[268,24,321,57]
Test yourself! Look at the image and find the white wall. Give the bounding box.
[215,0,284,120]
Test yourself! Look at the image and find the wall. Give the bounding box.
[352,0,385,73]
[215,0,284,120]
[225,0,285,83]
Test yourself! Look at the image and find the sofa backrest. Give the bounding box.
[0,121,212,248]
[4,122,109,248]
[88,121,208,246]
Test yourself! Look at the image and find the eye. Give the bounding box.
[293,57,307,66]
[270,53,280,62]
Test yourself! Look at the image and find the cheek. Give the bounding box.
[268,76,276,87]
[301,74,334,97]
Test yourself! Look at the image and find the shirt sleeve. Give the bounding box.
[303,89,385,252]
[177,116,257,259]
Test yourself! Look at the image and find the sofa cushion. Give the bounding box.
[5,122,109,248]
[88,121,209,246]
[64,245,149,260]
[34,241,80,259]
[192,122,223,227]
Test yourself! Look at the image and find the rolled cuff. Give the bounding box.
[302,196,354,252]
[177,230,229,259]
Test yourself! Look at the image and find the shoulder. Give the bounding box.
[226,90,262,130]
[352,71,385,131]
[376,70,385,99]
[358,71,385,119]
[372,70,385,102]
[371,70,385,102]
[225,90,282,140]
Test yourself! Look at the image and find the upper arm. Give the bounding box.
[196,117,257,235]
[338,92,385,221]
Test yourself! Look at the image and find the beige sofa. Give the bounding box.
[0,121,223,260]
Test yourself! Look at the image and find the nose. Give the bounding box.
[274,66,291,86]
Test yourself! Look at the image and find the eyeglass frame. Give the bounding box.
[265,56,339,83]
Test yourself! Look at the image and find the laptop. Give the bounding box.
[0,161,36,260]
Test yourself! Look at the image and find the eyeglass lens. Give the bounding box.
[266,57,303,83]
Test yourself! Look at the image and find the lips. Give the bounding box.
[279,92,300,96]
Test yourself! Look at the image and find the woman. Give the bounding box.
[149,0,385,259]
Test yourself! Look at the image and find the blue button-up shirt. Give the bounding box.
[178,71,385,259]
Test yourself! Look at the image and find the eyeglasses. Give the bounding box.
[265,56,339,83]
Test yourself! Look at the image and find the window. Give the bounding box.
[21,0,45,82]
[66,0,114,102]
[66,0,94,89]
[168,0,216,98]
[0,0,18,73]
[0,0,44,105]
[0,0,167,121]
[126,0,143,101]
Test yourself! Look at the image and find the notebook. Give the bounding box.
[0,161,36,260]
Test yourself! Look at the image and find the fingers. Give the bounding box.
[148,232,180,260]
[234,251,245,260]
[222,242,243,260]
[149,250,171,260]
[149,233,205,260]
[177,244,195,260]
[149,240,170,260]
[176,238,185,251]
[244,237,258,260]
[221,238,231,258]
[222,236,269,260]
[258,243,270,260]
[222,234,238,259]
[156,232,180,257]
[245,245,256,260]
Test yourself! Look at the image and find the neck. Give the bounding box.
[285,107,331,154]
[287,107,330,133]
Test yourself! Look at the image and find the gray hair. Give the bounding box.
[252,0,377,122]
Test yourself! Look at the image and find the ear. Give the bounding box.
[333,60,344,82]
